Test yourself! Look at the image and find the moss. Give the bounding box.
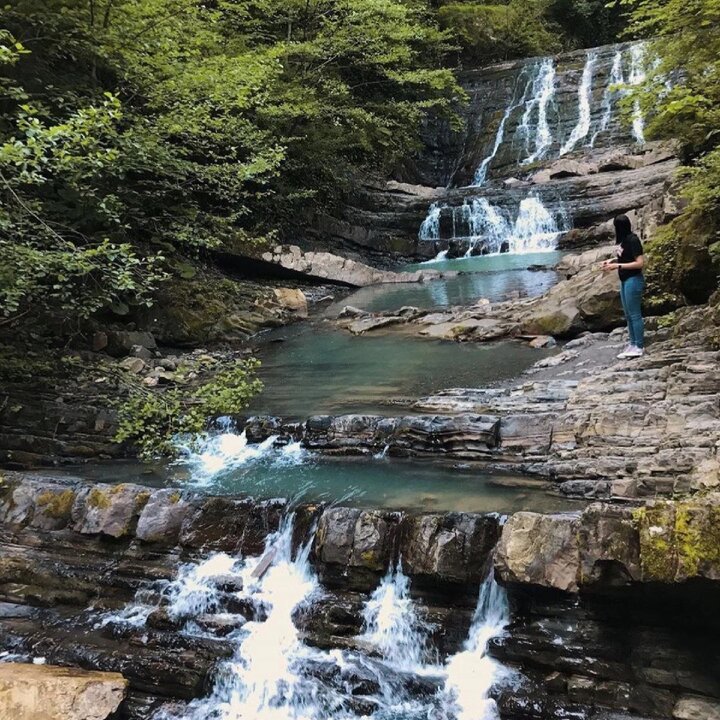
[633,505,677,582]
[169,492,182,504]
[634,499,720,582]
[87,487,111,510]
[36,489,75,519]
[134,490,151,512]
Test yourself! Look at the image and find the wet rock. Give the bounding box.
[674,695,720,720]
[0,662,127,720]
[194,613,247,637]
[72,483,151,538]
[106,331,156,358]
[529,335,557,349]
[211,575,244,593]
[400,513,500,591]
[273,288,308,317]
[146,608,183,632]
[130,345,154,361]
[347,316,404,334]
[136,489,190,545]
[337,305,366,319]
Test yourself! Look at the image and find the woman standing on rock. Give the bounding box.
[602,214,645,358]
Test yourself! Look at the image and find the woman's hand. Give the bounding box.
[601,260,617,273]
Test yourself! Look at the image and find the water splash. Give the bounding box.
[419,203,442,241]
[176,425,308,485]
[359,564,434,671]
[517,58,556,165]
[463,198,512,255]
[512,196,563,252]
[474,73,534,186]
[440,568,511,720]
[591,50,624,147]
[560,50,598,155]
[629,43,647,144]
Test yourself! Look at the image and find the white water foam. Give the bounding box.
[560,50,598,155]
[518,58,556,165]
[629,43,647,144]
[474,73,534,186]
[440,567,512,720]
[419,203,442,241]
[359,564,434,671]
[176,424,308,485]
[591,49,624,147]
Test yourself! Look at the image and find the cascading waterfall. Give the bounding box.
[517,58,556,165]
[462,198,512,255]
[629,43,647,144]
[559,50,598,155]
[359,564,434,671]
[175,422,307,485]
[590,49,624,147]
[418,203,442,241]
[474,73,534,186]
[440,567,512,720]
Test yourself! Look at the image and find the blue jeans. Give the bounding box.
[620,275,645,349]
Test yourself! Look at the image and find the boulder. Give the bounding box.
[0,663,127,720]
[71,483,151,538]
[273,288,308,317]
[136,489,191,544]
[674,695,720,720]
[495,512,581,592]
[105,331,156,358]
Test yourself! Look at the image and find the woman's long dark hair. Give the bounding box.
[614,214,632,242]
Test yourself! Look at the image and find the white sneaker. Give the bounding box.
[624,346,644,358]
[617,344,636,359]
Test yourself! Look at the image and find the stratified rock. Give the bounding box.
[136,489,190,545]
[71,483,151,538]
[495,512,581,592]
[347,316,404,335]
[400,513,499,588]
[0,663,127,720]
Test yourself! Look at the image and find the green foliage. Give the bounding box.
[437,2,560,64]
[114,357,263,459]
[621,0,720,303]
[0,1,462,323]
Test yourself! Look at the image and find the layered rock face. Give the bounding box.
[1,473,720,720]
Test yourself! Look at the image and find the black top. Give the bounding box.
[617,233,644,281]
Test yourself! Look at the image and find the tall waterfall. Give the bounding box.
[560,50,598,155]
[518,58,556,165]
[591,49,624,147]
[629,43,647,144]
[474,73,534,186]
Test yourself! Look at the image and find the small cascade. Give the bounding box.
[629,43,647,144]
[474,73,534,186]
[428,194,564,256]
[591,49,624,147]
[441,568,511,720]
[176,422,308,485]
[560,50,598,155]
[418,203,442,241]
[359,564,433,671]
[517,58,556,165]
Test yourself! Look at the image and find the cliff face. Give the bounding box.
[314,42,679,260]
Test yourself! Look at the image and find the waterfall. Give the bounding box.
[590,50,624,147]
[419,203,442,241]
[629,43,647,144]
[441,568,511,720]
[560,50,598,155]
[474,73,534,186]
[463,198,512,255]
[517,58,556,165]
[437,194,563,255]
[359,564,433,671]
